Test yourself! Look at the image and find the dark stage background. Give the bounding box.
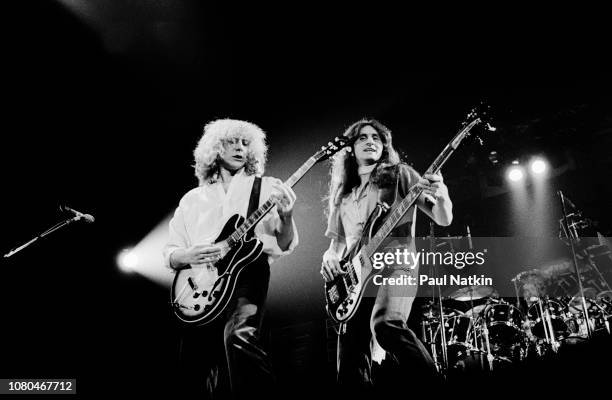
[1,1,611,397]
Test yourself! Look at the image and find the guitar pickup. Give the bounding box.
[187,277,198,291]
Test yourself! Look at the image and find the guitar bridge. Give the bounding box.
[171,302,191,310]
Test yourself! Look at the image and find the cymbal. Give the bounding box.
[568,288,600,314]
[596,290,612,302]
[512,269,544,283]
[448,285,495,301]
[421,302,463,318]
[440,297,468,311]
[464,304,487,317]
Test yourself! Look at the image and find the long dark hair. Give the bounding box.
[327,118,401,212]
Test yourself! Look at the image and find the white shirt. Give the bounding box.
[164,169,299,268]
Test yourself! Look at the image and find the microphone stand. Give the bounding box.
[4,215,86,259]
[558,190,592,339]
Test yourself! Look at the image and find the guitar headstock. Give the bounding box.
[313,136,352,163]
[452,102,497,149]
[464,102,497,144]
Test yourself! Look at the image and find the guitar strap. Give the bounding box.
[245,176,262,239]
[377,164,402,206]
[376,164,415,240]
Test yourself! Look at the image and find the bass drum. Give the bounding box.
[482,301,524,344]
[480,301,526,362]
[527,298,570,340]
[434,315,476,369]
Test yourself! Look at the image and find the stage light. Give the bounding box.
[117,248,138,272]
[488,150,499,165]
[530,158,547,174]
[507,166,524,182]
[116,216,174,287]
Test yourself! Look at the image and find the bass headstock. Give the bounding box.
[451,102,497,149]
[463,101,497,145]
[313,136,352,163]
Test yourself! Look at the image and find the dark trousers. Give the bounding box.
[337,268,438,393]
[177,258,274,399]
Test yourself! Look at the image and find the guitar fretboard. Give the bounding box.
[226,156,319,246]
[363,118,481,257]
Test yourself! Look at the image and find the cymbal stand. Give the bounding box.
[429,222,448,374]
[511,275,522,311]
[421,309,441,371]
[469,289,494,370]
[545,298,561,352]
[558,191,592,339]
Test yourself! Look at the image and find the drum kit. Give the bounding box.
[421,281,612,374]
[420,192,612,374]
[421,279,612,374]
[421,286,524,373]
[419,192,612,375]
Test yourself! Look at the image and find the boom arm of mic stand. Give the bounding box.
[3,216,82,258]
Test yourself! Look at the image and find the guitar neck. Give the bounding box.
[363,118,481,257]
[227,156,318,245]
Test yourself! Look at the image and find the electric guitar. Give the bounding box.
[171,136,350,325]
[325,108,494,323]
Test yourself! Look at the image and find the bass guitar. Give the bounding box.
[325,108,493,322]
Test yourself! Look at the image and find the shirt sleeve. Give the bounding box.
[255,177,300,263]
[324,201,345,242]
[163,201,191,270]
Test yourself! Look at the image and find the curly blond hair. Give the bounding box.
[193,119,268,185]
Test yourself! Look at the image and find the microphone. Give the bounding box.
[466,225,473,250]
[60,205,95,223]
